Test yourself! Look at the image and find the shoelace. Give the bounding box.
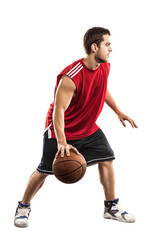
[105,200,128,215]
[16,206,30,217]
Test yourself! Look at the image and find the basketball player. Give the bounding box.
[14,27,138,227]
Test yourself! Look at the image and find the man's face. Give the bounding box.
[95,34,112,63]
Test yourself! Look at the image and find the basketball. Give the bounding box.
[52,149,87,184]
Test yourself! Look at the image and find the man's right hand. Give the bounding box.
[54,142,84,160]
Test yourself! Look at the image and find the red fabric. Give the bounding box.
[45,58,110,140]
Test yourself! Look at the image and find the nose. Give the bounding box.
[109,46,112,52]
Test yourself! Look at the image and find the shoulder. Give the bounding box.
[65,59,83,78]
[62,59,82,72]
[58,59,83,78]
[58,75,76,92]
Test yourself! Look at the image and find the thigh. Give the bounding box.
[37,130,58,175]
[80,128,115,166]
[37,131,84,175]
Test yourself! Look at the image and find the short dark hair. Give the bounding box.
[83,27,111,55]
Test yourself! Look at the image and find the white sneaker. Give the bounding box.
[14,202,31,227]
[103,198,136,223]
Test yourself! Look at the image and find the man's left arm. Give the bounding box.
[105,89,138,128]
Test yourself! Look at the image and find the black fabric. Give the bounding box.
[37,128,115,175]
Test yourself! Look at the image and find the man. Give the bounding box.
[14,27,138,227]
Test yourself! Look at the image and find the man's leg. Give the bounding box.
[98,160,136,223]
[14,170,48,227]
[98,161,115,201]
[22,170,48,204]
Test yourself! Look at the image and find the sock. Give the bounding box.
[104,198,119,207]
[19,201,30,208]
[104,200,114,207]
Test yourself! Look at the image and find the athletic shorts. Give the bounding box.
[37,128,115,175]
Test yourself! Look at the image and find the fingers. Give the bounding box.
[65,145,70,157]
[120,118,126,127]
[64,145,78,157]
[128,117,134,128]
[55,145,67,158]
[119,114,138,128]
[128,118,138,128]
[118,115,126,127]
[55,144,81,159]
[68,146,85,161]
[70,146,79,155]
[59,145,70,157]
[133,120,138,128]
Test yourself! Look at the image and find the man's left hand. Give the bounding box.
[117,112,138,128]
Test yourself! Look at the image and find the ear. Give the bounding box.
[91,43,98,53]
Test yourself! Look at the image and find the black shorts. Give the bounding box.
[37,128,115,175]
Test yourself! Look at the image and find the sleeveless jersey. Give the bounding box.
[45,58,110,140]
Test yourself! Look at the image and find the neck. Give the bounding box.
[82,55,100,70]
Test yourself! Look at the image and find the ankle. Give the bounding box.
[104,198,119,207]
[20,201,31,207]
[104,200,114,207]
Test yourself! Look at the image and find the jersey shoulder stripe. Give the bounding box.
[66,62,83,79]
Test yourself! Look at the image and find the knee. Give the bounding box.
[35,170,48,180]
[99,160,113,169]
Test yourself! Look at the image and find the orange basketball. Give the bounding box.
[52,149,87,184]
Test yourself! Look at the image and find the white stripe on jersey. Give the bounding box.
[70,66,83,78]
[66,62,81,76]
[43,123,52,135]
[68,64,83,78]
[67,62,83,79]
[48,128,52,139]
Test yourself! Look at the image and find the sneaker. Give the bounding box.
[14,202,31,227]
[103,198,136,223]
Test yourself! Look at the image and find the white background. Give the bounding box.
[0,0,160,239]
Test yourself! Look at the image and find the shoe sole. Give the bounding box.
[103,214,136,223]
[14,221,29,228]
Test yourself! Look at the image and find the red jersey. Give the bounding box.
[45,58,110,140]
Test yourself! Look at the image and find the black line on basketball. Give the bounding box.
[57,166,83,182]
[53,159,83,167]
[75,164,86,182]
[54,162,86,177]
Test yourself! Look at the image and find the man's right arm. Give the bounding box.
[53,75,80,158]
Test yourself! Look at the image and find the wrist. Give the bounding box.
[115,109,122,115]
[57,139,67,145]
